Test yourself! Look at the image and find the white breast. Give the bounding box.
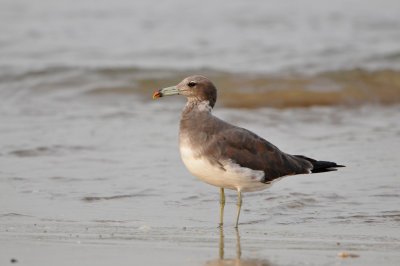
[179,144,271,192]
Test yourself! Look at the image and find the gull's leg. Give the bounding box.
[219,188,225,227]
[219,226,224,259]
[234,227,242,259]
[234,190,242,228]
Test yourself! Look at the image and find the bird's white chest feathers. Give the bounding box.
[179,144,270,192]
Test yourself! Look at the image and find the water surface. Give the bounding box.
[1,95,399,264]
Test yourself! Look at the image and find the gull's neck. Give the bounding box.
[181,100,212,119]
[179,100,213,141]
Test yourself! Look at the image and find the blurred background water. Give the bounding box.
[1,0,400,108]
[1,0,400,73]
[1,0,400,265]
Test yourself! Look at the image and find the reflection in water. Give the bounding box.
[205,228,272,266]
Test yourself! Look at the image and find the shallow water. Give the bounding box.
[1,89,399,264]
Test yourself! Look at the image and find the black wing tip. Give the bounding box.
[295,155,345,173]
[311,167,340,173]
[311,162,345,173]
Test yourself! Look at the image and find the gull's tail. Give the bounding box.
[295,155,345,173]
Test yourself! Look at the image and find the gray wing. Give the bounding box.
[206,126,313,182]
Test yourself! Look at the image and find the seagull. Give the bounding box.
[153,75,344,228]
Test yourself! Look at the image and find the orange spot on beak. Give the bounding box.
[153,90,162,98]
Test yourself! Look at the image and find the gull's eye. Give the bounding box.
[188,81,196,87]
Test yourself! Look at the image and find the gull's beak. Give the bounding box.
[153,86,179,99]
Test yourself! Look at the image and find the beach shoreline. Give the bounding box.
[1,224,399,266]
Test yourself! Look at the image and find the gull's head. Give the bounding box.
[153,75,217,108]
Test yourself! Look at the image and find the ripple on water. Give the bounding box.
[82,193,154,202]
[0,213,33,218]
[9,145,93,157]
[49,176,82,182]
[332,212,400,224]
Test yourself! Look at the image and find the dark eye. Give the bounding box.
[188,81,196,87]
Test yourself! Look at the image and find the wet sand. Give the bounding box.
[1,99,399,265]
[1,226,399,266]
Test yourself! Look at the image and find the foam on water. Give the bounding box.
[2,67,400,109]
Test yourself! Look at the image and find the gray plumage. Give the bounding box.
[153,75,344,227]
